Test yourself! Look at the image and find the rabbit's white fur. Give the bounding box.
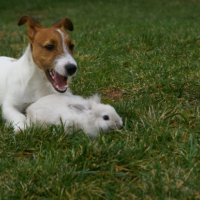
[26,93,123,137]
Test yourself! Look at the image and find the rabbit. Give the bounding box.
[26,93,123,137]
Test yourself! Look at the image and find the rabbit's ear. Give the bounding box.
[89,94,101,104]
[69,104,87,113]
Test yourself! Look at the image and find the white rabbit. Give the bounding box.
[26,93,123,137]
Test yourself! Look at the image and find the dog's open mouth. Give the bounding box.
[45,69,68,93]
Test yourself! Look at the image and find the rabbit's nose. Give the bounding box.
[115,123,123,130]
[119,126,123,130]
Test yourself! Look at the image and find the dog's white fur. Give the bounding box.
[26,94,123,137]
[0,16,76,132]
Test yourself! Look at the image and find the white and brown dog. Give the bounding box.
[0,15,77,132]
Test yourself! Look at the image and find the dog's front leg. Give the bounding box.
[2,102,27,133]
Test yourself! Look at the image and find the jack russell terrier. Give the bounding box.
[0,15,77,132]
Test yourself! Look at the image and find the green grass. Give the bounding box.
[1,0,200,199]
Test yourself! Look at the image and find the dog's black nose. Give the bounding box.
[65,63,77,76]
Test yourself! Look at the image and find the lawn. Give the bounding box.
[1,0,200,199]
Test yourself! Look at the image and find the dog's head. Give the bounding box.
[18,15,77,93]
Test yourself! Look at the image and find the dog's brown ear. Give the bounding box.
[18,15,43,42]
[53,18,73,31]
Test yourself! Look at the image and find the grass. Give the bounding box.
[1,0,200,199]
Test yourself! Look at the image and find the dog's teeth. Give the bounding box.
[49,70,54,79]
[56,85,59,89]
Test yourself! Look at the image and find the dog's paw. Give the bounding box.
[12,116,27,134]
[13,123,26,134]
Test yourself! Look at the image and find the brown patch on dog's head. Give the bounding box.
[18,15,74,71]
[27,26,74,71]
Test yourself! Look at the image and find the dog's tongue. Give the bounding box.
[53,71,67,91]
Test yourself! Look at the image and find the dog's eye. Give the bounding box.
[103,115,109,121]
[44,45,54,51]
[69,44,74,51]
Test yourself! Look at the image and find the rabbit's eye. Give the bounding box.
[103,115,109,120]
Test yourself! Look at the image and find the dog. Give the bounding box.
[0,15,77,132]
